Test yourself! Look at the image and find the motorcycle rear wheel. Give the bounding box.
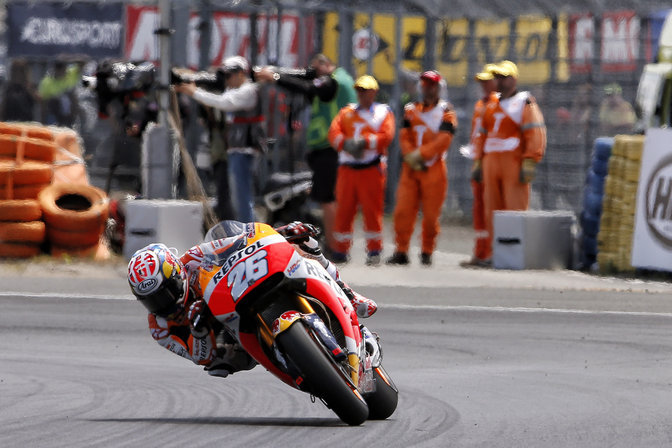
[365,365,399,420]
[277,321,369,426]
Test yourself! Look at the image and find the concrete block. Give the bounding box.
[493,210,576,270]
[124,199,203,259]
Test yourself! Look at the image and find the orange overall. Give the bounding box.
[474,91,546,259]
[393,100,456,255]
[328,103,395,254]
[469,94,498,260]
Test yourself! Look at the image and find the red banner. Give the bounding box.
[601,10,639,72]
[569,13,594,74]
[125,6,314,68]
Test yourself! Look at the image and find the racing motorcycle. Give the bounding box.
[198,221,398,425]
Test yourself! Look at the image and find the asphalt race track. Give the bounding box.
[3,288,672,448]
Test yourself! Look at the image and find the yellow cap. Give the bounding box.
[354,75,379,90]
[474,63,498,81]
[492,60,519,79]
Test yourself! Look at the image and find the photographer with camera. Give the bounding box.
[175,56,265,223]
[255,54,357,255]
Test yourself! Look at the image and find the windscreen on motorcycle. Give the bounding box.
[204,220,247,242]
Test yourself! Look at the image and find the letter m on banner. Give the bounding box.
[601,10,640,73]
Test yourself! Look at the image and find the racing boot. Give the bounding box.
[337,280,377,318]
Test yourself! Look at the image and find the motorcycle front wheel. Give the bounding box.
[277,321,369,426]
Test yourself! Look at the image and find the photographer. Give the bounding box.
[255,54,357,255]
[175,56,265,222]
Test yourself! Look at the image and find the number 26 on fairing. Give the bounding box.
[227,250,269,299]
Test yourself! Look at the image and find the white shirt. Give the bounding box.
[192,80,258,112]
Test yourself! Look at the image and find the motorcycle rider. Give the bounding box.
[127,221,377,378]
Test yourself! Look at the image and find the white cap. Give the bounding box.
[222,56,249,73]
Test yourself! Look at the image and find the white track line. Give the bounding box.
[382,303,672,318]
[3,291,672,318]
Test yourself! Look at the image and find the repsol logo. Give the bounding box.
[213,240,264,284]
[645,155,672,248]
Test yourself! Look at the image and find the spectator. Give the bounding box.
[386,70,457,266]
[38,58,81,127]
[460,63,499,268]
[1,59,37,122]
[327,75,395,266]
[471,60,547,266]
[256,54,357,253]
[598,83,636,136]
[176,56,265,222]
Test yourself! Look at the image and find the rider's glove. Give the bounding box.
[187,299,209,338]
[276,221,319,244]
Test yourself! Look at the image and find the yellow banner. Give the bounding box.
[556,14,570,82]
[436,18,469,87]
[474,19,511,67]
[321,12,427,84]
[515,15,552,84]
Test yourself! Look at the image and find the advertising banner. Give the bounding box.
[7,2,123,58]
[125,6,313,68]
[569,13,594,74]
[632,128,672,271]
[436,18,469,87]
[601,10,639,72]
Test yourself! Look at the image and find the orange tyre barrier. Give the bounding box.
[0,160,53,186]
[0,199,42,221]
[0,122,54,141]
[51,244,98,258]
[47,226,102,248]
[0,221,45,243]
[0,242,41,258]
[0,135,56,163]
[0,183,50,200]
[39,184,109,232]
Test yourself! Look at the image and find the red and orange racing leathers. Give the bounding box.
[393,100,457,255]
[474,91,546,259]
[328,103,395,254]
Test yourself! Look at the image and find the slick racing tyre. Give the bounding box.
[46,226,102,248]
[0,160,53,185]
[0,221,46,243]
[0,242,41,258]
[0,200,42,221]
[0,183,50,200]
[0,135,56,162]
[0,123,54,141]
[364,365,399,420]
[276,321,369,426]
[39,184,108,232]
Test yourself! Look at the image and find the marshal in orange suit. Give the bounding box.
[327,75,396,266]
[472,60,547,263]
[386,71,457,266]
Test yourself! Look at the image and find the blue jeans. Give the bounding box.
[227,152,257,222]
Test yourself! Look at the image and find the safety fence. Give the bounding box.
[1,0,668,220]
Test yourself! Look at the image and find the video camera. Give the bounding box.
[82,60,156,117]
[170,67,227,92]
[251,65,317,82]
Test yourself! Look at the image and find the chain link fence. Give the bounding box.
[2,0,670,222]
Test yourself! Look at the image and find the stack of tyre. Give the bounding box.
[0,125,56,258]
[579,137,613,269]
[39,183,109,257]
